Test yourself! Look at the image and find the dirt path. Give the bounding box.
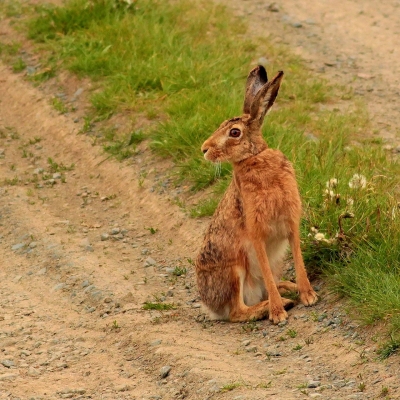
[0,1,400,400]
[219,0,400,145]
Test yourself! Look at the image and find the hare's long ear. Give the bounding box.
[249,71,284,126]
[243,65,268,114]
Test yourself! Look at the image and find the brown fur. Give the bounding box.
[195,66,317,323]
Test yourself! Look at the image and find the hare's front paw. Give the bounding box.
[269,304,288,324]
[300,288,318,306]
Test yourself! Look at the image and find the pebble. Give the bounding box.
[111,227,120,235]
[0,373,18,381]
[53,283,66,291]
[150,339,162,346]
[33,168,44,175]
[82,280,90,288]
[29,242,38,249]
[307,380,321,388]
[267,2,279,12]
[12,243,25,251]
[291,21,303,28]
[144,257,157,267]
[101,233,109,241]
[53,173,61,179]
[242,340,251,347]
[1,359,15,368]
[160,365,171,378]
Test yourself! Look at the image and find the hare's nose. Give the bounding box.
[202,148,208,154]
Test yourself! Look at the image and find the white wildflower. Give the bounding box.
[349,174,367,189]
[310,227,319,233]
[324,189,336,200]
[326,178,338,189]
[314,232,326,241]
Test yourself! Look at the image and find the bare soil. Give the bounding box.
[0,1,399,399]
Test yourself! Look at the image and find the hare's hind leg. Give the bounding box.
[277,281,298,295]
[229,267,294,322]
[289,226,318,306]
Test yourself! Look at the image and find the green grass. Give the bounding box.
[1,0,400,350]
[142,301,175,311]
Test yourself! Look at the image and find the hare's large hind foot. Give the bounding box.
[277,281,297,295]
[229,300,270,322]
[229,297,294,323]
[268,297,295,324]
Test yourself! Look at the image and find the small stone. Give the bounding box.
[12,243,25,251]
[192,303,201,309]
[141,248,149,255]
[144,257,157,267]
[0,149,5,155]
[242,340,251,347]
[160,365,171,378]
[37,268,47,275]
[278,320,288,327]
[0,373,18,381]
[150,339,162,346]
[82,280,90,288]
[111,227,120,235]
[53,283,66,291]
[104,297,112,303]
[29,242,38,249]
[33,168,44,175]
[1,359,15,368]
[267,2,279,12]
[73,88,84,98]
[246,346,257,353]
[116,384,131,392]
[307,380,321,388]
[100,233,109,241]
[20,350,31,357]
[291,22,303,28]
[53,173,62,179]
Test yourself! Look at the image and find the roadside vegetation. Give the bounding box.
[0,0,399,354]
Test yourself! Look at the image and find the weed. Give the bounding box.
[10,164,16,171]
[358,382,366,392]
[112,320,119,329]
[305,336,314,345]
[12,57,26,73]
[3,176,19,186]
[381,386,389,396]
[377,338,400,360]
[47,157,74,172]
[220,382,241,392]
[189,197,220,218]
[142,302,175,311]
[287,328,297,338]
[242,319,259,332]
[256,381,272,389]
[293,344,302,351]
[146,227,158,235]
[79,116,93,134]
[172,266,187,276]
[51,98,69,114]
[28,137,42,145]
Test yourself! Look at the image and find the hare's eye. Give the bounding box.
[229,128,241,138]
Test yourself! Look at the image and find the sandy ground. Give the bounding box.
[0,1,400,399]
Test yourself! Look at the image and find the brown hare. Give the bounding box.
[195,66,317,324]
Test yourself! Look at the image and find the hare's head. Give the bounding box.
[201,66,283,163]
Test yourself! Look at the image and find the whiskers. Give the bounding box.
[214,162,222,178]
